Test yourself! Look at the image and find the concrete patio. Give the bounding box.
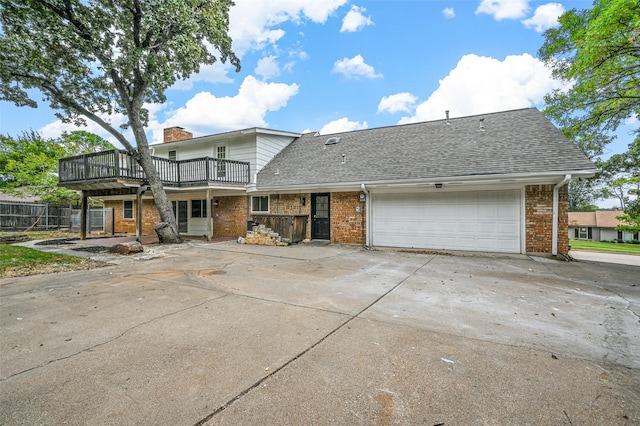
[1,241,638,425]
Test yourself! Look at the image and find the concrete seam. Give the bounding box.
[193,254,438,425]
[0,294,229,381]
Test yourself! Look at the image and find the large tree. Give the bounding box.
[538,0,639,159]
[596,137,639,209]
[0,0,240,243]
[1,130,114,204]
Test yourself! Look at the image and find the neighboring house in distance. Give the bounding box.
[58,108,597,256]
[0,193,41,203]
[569,210,639,242]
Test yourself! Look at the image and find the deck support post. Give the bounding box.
[80,191,88,240]
[136,185,148,242]
[206,188,213,241]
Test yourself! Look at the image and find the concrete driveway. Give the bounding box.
[1,241,639,425]
[570,249,640,267]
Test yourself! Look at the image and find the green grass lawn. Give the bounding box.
[570,239,640,255]
[0,244,104,277]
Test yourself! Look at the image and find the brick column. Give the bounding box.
[525,184,568,254]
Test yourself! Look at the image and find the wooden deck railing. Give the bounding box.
[58,149,250,187]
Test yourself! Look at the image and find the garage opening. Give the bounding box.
[371,190,521,253]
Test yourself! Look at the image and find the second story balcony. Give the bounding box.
[59,149,251,190]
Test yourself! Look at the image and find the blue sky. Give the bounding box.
[0,0,635,164]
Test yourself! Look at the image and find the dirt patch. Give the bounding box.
[1,258,109,278]
[71,246,110,254]
[34,238,80,246]
[397,249,452,256]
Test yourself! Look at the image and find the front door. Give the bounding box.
[311,193,330,240]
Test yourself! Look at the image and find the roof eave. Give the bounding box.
[252,169,599,193]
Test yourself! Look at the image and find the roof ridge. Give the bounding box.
[312,107,539,137]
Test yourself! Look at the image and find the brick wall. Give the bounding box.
[106,195,248,237]
[105,199,160,235]
[525,184,568,254]
[213,196,247,237]
[267,193,311,239]
[265,192,365,244]
[330,191,365,245]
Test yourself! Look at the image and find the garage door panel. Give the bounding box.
[372,190,521,253]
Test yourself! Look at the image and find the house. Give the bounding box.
[569,210,638,242]
[58,108,597,255]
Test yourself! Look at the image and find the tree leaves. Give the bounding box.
[539,0,640,159]
[0,130,114,205]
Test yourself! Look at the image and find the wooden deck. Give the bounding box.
[58,149,251,189]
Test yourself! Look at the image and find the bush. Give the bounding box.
[631,239,640,245]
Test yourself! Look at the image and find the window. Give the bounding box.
[123,200,134,220]
[252,196,269,213]
[217,145,226,159]
[191,199,207,218]
[578,227,592,240]
[216,145,227,178]
[168,150,177,161]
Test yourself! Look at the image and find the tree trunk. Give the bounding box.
[129,112,183,244]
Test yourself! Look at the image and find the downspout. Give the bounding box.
[552,174,571,256]
[361,184,370,248]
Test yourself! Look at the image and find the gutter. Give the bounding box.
[361,183,370,247]
[253,170,597,194]
[552,174,571,256]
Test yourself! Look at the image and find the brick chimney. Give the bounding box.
[163,127,192,143]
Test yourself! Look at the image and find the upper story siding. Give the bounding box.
[150,128,300,184]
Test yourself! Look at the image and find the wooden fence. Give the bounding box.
[251,214,308,243]
[0,201,71,231]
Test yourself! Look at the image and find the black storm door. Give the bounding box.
[311,193,330,240]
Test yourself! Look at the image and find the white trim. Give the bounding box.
[361,183,370,247]
[149,127,302,148]
[252,170,597,194]
[251,195,270,213]
[552,174,571,255]
[520,187,526,254]
[122,200,134,220]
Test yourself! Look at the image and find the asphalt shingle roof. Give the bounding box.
[256,108,596,188]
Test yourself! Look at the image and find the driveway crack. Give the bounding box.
[1,294,228,381]
[193,254,438,425]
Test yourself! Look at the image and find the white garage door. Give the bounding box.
[372,190,521,253]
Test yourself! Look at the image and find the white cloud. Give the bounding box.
[332,54,382,79]
[229,0,347,56]
[39,120,107,141]
[476,0,529,20]
[377,93,418,114]
[156,76,299,139]
[398,53,568,124]
[171,62,234,90]
[255,55,281,80]
[442,7,455,19]
[40,103,171,148]
[319,117,368,135]
[340,5,373,32]
[522,3,565,32]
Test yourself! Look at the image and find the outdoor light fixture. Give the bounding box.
[214,199,219,207]
[301,197,306,206]
[359,192,366,202]
[435,183,443,189]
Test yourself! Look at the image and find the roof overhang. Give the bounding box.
[150,127,302,149]
[250,169,598,194]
